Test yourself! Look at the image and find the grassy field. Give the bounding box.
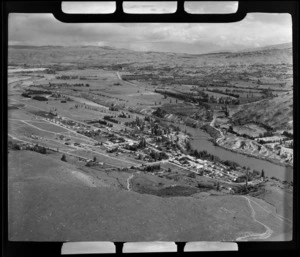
[9,150,271,242]
[68,149,136,167]
[26,120,70,133]
[232,123,267,138]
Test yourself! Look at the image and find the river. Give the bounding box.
[170,123,293,182]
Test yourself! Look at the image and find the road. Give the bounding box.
[127,174,134,191]
[236,196,273,241]
[209,114,224,143]
[243,195,292,225]
[116,71,122,80]
[116,71,141,88]
[236,195,292,241]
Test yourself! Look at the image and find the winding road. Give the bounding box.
[209,115,225,143]
[235,195,292,241]
[236,196,273,241]
[127,174,134,191]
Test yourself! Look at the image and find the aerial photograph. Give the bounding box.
[7,2,293,242]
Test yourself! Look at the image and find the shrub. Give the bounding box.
[61,154,67,162]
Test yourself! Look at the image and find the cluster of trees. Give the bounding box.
[190,149,221,163]
[109,105,119,111]
[206,89,240,98]
[144,164,161,172]
[9,142,48,154]
[103,116,119,124]
[222,160,239,169]
[125,144,139,151]
[98,119,113,127]
[24,89,52,95]
[30,144,47,154]
[201,124,220,138]
[56,75,78,80]
[283,131,293,139]
[48,82,90,87]
[32,95,48,101]
[118,112,129,118]
[124,116,146,129]
[258,131,274,138]
[8,141,21,150]
[149,150,168,161]
[138,138,147,148]
[21,92,31,98]
[77,129,102,138]
[187,146,245,171]
[155,89,198,103]
[227,126,256,140]
[85,156,98,167]
[202,94,240,105]
[152,107,167,118]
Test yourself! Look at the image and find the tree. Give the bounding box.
[261,169,265,181]
[216,181,220,191]
[12,143,21,150]
[245,170,249,192]
[188,172,196,178]
[61,154,67,162]
[93,156,97,162]
[186,140,192,152]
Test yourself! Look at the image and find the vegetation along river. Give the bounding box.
[175,124,293,182]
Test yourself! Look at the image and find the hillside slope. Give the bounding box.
[9,150,270,241]
[230,93,293,132]
[8,42,293,67]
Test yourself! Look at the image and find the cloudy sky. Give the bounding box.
[8,1,292,54]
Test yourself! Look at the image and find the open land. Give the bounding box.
[8,42,293,241]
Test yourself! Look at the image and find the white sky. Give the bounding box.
[8,1,292,54]
[61,1,238,14]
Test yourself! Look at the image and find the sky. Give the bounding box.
[8,1,292,54]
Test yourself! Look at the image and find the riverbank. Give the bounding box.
[205,120,293,170]
[213,139,293,170]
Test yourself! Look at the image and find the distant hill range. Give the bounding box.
[8,42,293,66]
[235,42,292,53]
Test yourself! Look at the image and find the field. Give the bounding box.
[26,120,70,133]
[232,123,267,138]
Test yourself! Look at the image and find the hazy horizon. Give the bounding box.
[8,2,292,55]
[8,41,293,56]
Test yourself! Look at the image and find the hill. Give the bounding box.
[230,93,293,133]
[8,42,293,67]
[8,150,277,241]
